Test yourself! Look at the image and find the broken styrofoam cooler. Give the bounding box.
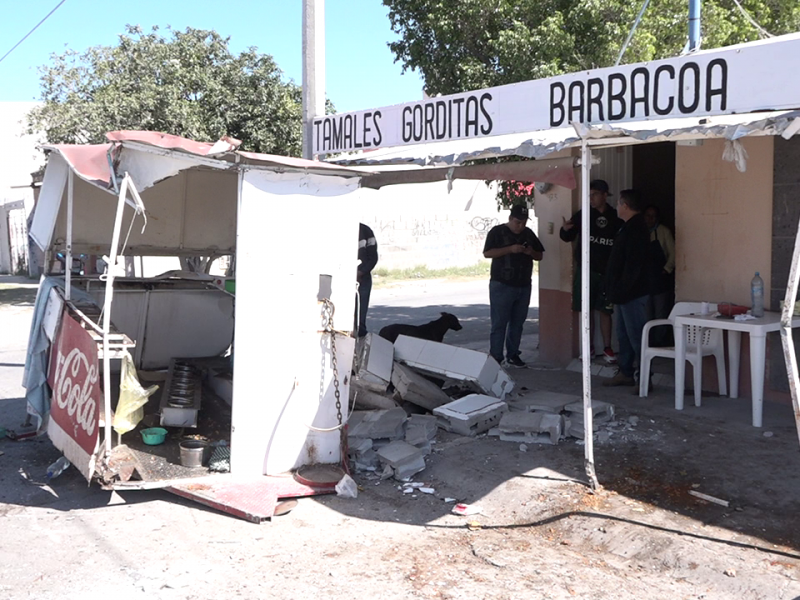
[356,333,394,391]
[393,336,515,400]
[433,394,507,436]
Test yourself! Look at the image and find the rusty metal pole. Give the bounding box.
[780,201,800,448]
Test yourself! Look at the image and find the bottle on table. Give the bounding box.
[751,271,764,318]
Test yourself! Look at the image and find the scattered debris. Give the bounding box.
[335,474,358,498]
[452,503,483,516]
[519,444,528,452]
[689,490,730,507]
[724,568,737,577]
[763,431,774,438]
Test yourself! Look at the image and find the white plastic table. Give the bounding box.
[673,311,800,427]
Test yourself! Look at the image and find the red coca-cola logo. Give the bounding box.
[48,313,101,454]
[52,346,98,437]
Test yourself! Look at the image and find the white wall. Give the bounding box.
[355,178,512,270]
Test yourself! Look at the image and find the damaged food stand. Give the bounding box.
[24,132,574,520]
[23,132,378,520]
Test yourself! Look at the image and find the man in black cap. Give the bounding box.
[560,179,620,363]
[483,204,545,367]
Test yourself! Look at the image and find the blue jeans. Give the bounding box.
[615,295,649,378]
[489,280,531,363]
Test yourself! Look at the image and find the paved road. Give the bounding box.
[368,275,540,357]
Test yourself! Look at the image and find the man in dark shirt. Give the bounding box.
[603,190,651,387]
[559,179,620,363]
[356,223,378,337]
[483,204,545,367]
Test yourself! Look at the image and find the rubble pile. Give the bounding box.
[346,335,619,480]
[489,392,616,445]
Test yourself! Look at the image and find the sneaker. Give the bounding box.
[505,355,526,368]
[602,371,636,387]
[603,347,617,364]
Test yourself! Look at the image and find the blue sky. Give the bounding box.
[0,0,425,113]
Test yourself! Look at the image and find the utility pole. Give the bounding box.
[302,0,325,160]
[688,0,702,52]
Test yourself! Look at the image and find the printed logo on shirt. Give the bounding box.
[596,215,609,229]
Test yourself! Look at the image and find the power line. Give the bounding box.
[0,0,68,66]
[730,0,773,39]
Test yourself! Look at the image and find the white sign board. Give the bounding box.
[314,33,800,155]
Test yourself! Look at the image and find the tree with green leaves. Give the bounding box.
[27,25,315,156]
[384,0,800,207]
[384,0,800,96]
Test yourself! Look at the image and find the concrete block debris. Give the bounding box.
[497,412,563,445]
[391,362,451,411]
[564,400,615,424]
[356,333,395,390]
[348,408,407,442]
[377,440,427,480]
[350,380,399,410]
[404,414,439,455]
[433,394,507,436]
[508,391,578,414]
[393,336,515,400]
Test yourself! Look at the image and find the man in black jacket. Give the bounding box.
[356,223,379,337]
[603,190,650,387]
[559,180,620,363]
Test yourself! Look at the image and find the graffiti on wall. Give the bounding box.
[469,216,498,235]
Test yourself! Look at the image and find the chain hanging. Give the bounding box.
[321,298,343,427]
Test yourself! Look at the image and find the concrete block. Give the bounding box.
[394,336,515,399]
[391,362,451,411]
[498,431,558,445]
[564,400,615,424]
[350,380,399,410]
[404,414,438,447]
[508,391,578,414]
[348,408,407,442]
[433,394,507,436]
[498,412,562,444]
[376,440,427,480]
[356,333,394,388]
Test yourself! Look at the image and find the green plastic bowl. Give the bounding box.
[141,427,168,446]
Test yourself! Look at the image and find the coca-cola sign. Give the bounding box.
[47,312,100,455]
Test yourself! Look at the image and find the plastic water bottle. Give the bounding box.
[46,456,71,480]
[751,271,764,317]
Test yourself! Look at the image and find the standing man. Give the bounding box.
[356,223,378,337]
[483,204,545,367]
[644,204,676,346]
[603,190,651,387]
[560,179,620,363]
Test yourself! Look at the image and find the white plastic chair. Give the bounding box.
[639,302,727,403]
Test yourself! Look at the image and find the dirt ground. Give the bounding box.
[1,277,799,600]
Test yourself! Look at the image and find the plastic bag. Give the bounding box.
[335,474,358,499]
[113,352,159,435]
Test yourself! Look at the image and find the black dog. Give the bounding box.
[378,312,463,344]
